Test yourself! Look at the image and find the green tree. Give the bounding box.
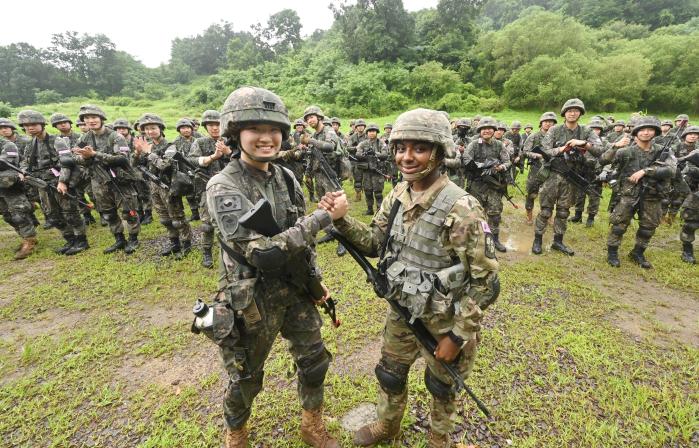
[171,22,236,75]
[263,9,302,54]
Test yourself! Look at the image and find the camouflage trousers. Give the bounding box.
[151,183,192,241]
[680,191,699,243]
[468,180,504,235]
[92,180,140,236]
[353,163,364,192]
[524,162,543,211]
[607,195,663,248]
[39,183,85,238]
[0,188,37,238]
[218,279,330,429]
[535,173,576,236]
[667,173,690,216]
[377,308,478,437]
[574,182,602,216]
[313,169,340,199]
[135,179,152,212]
[198,194,214,250]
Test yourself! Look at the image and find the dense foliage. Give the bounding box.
[1,0,698,115]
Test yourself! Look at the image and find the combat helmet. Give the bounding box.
[366,123,380,133]
[0,118,17,130]
[681,125,699,139]
[524,123,533,130]
[496,122,508,131]
[331,117,341,125]
[200,110,221,127]
[476,116,498,132]
[539,112,557,125]
[511,120,521,129]
[294,118,306,128]
[384,123,393,129]
[50,113,72,127]
[112,118,131,130]
[675,114,689,122]
[323,118,332,127]
[613,120,626,128]
[138,113,166,131]
[175,118,194,131]
[78,104,107,121]
[389,108,455,181]
[660,120,673,128]
[561,98,586,116]
[354,118,367,128]
[220,86,290,142]
[302,105,324,121]
[631,116,661,137]
[588,119,604,130]
[17,110,47,126]
[455,118,471,128]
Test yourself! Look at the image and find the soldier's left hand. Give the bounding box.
[215,140,232,155]
[314,282,331,304]
[628,169,646,184]
[56,181,68,195]
[74,145,96,158]
[434,334,460,362]
[494,164,506,172]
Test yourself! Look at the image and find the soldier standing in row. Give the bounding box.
[205,86,339,448]
[0,118,39,227]
[348,118,367,201]
[0,138,38,259]
[664,125,696,224]
[654,120,674,147]
[463,117,511,253]
[19,110,88,255]
[569,119,607,227]
[521,112,556,224]
[113,118,151,225]
[303,106,342,199]
[187,110,232,268]
[355,123,389,215]
[531,98,603,256]
[134,113,193,257]
[174,118,200,222]
[445,119,471,189]
[679,148,699,264]
[73,105,141,254]
[321,108,500,448]
[600,117,676,268]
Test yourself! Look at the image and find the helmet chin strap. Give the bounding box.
[401,147,439,182]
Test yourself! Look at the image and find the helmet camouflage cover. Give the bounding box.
[220,86,290,140]
[112,118,131,130]
[176,118,194,131]
[50,113,72,127]
[455,118,471,128]
[78,104,107,121]
[331,117,341,125]
[17,110,47,126]
[389,108,455,159]
[681,125,699,139]
[631,116,661,137]
[561,98,586,116]
[476,116,498,132]
[138,113,166,130]
[302,105,324,121]
[539,111,557,124]
[0,118,18,130]
[366,123,380,132]
[354,118,367,127]
[200,110,221,127]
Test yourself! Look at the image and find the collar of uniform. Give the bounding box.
[395,173,450,211]
[240,159,274,181]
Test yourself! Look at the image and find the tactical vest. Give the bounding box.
[384,182,468,320]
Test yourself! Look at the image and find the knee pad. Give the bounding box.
[527,192,538,201]
[424,367,455,402]
[636,226,655,240]
[171,220,183,229]
[296,344,331,388]
[539,207,552,220]
[159,218,172,228]
[375,357,410,395]
[555,208,570,219]
[611,224,626,236]
[200,222,214,234]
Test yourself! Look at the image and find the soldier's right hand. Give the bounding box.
[615,134,631,148]
[57,181,68,195]
[18,173,25,181]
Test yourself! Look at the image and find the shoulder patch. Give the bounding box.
[213,192,247,237]
[215,194,243,213]
[484,233,497,259]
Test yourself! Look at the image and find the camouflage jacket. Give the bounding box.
[76,128,138,182]
[0,140,21,189]
[348,131,367,155]
[503,131,521,151]
[463,137,511,170]
[522,129,547,166]
[206,158,332,290]
[333,174,499,338]
[612,143,677,200]
[187,136,230,180]
[60,131,82,147]
[356,138,389,171]
[173,135,196,156]
[21,133,74,184]
[4,132,32,160]
[542,123,603,172]
[309,124,341,166]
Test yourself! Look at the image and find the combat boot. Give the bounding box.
[176,239,192,259]
[83,211,96,225]
[160,237,181,256]
[55,236,75,254]
[65,235,89,256]
[353,420,401,446]
[427,431,451,448]
[201,247,214,268]
[124,234,139,254]
[569,210,583,223]
[141,209,153,225]
[364,208,373,216]
[525,209,533,225]
[14,237,37,260]
[336,242,347,257]
[300,407,339,448]
[224,426,248,448]
[629,244,652,269]
[681,242,695,264]
[531,233,543,255]
[585,214,596,228]
[492,232,507,253]
[104,233,127,254]
[551,234,574,256]
[606,245,620,267]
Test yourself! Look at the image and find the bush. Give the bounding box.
[0,101,12,118]
[106,96,133,107]
[34,89,64,104]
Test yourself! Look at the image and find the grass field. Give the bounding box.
[0,168,697,447]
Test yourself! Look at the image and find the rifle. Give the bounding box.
[310,146,343,191]
[531,146,602,198]
[137,165,169,190]
[348,154,391,179]
[0,159,93,209]
[238,198,340,328]
[465,158,520,209]
[172,151,211,181]
[325,228,491,417]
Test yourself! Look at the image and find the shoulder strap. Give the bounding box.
[279,165,297,203]
[379,198,402,263]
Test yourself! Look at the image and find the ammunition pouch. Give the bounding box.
[250,246,286,277]
[210,302,239,347]
[224,277,263,334]
[168,171,193,198]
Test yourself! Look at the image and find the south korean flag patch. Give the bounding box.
[481,221,496,259]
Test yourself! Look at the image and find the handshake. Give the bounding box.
[317,191,349,221]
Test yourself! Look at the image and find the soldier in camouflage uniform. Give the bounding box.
[348,118,368,201]
[678,149,699,263]
[204,86,339,448]
[606,120,626,144]
[0,138,38,259]
[19,110,88,255]
[76,119,88,134]
[531,98,603,256]
[521,112,556,224]
[330,117,346,145]
[463,117,511,253]
[504,121,522,154]
[599,117,676,268]
[0,118,39,227]
[134,113,193,257]
[173,118,201,222]
[356,123,389,215]
[321,108,500,448]
[50,113,82,146]
[114,118,153,225]
[280,118,309,186]
[380,123,392,145]
[468,115,481,138]
[569,119,607,227]
[187,110,232,268]
[654,120,674,147]
[522,123,533,145]
[444,119,471,189]
[664,125,696,224]
[303,106,342,199]
[74,105,141,254]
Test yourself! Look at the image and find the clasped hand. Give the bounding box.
[317,191,349,221]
